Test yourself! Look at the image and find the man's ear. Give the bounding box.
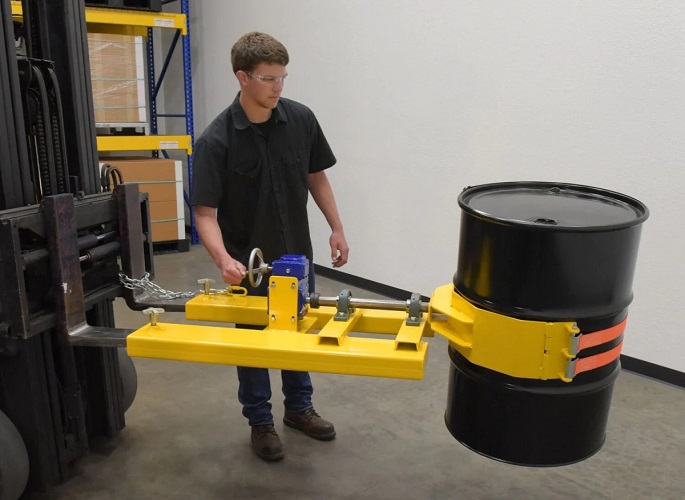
[236,70,249,87]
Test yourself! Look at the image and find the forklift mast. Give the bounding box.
[0,0,141,495]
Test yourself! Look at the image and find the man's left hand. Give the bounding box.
[330,230,349,268]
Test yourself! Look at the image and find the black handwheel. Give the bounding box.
[248,248,270,288]
[0,410,29,500]
[118,348,138,413]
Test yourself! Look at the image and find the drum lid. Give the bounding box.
[458,182,648,231]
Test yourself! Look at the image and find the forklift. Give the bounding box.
[0,1,154,497]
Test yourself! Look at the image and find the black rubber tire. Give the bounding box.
[118,348,138,413]
[0,410,29,500]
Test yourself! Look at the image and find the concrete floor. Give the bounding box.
[37,246,685,499]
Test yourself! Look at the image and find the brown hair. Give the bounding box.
[231,32,289,73]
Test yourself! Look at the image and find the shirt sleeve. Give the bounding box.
[308,116,337,174]
[190,138,226,208]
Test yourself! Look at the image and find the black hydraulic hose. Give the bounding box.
[24,92,43,203]
[33,68,58,198]
[49,99,66,193]
[30,87,52,196]
[47,68,70,194]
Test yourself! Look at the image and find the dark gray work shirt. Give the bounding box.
[191,93,336,266]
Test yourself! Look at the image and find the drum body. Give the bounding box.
[445,182,648,466]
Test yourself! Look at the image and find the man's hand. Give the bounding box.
[219,256,247,285]
[195,206,246,285]
[330,230,349,268]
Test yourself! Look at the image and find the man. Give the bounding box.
[191,32,349,462]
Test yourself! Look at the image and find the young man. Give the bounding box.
[191,32,349,462]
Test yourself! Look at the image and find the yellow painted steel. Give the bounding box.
[185,291,268,326]
[85,25,149,37]
[394,319,428,351]
[96,135,192,153]
[126,321,427,380]
[133,277,576,381]
[128,281,432,379]
[11,2,187,34]
[317,310,362,345]
[186,293,435,339]
[308,307,434,337]
[429,284,578,381]
[267,276,300,331]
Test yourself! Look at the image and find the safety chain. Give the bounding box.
[118,273,200,300]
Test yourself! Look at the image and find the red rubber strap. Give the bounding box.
[574,342,623,376]
[578,317,627,351]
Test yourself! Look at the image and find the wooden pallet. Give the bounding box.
[153,238,190,254]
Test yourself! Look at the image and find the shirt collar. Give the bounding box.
[231,92,288,130]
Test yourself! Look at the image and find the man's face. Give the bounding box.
[239,62,288,110]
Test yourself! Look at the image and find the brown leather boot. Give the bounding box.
[283,408,336,441]
[251,424,285,461]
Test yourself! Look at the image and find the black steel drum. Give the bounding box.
[445,181,648,466]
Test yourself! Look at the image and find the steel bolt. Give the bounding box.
[142,307,165,326]
[197,278,215,295]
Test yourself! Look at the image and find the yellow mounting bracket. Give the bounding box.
[428,284,579,381]
[267,276,300,331]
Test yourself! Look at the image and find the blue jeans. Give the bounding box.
[236,263,316,426]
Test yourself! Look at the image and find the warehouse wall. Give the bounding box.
[180,1,685,373]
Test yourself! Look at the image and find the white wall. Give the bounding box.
[183,1,685,372]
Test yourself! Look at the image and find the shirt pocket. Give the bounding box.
[227,158,262,206]
[234,158,262,180]
[281,148,309,186]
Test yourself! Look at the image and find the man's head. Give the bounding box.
[231,32,289,74]
[232,32,289,114]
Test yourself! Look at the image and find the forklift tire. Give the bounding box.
[118,348,138,413]
[0,410,29,500]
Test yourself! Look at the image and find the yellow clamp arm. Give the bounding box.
[428,285,579,381]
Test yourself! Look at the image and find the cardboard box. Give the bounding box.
[88,33,146,124]
[136,182,177,202]
[149,200,179,221]
[92,80,143,123]
[101,157,179,182]
[98,158,185,242]
[151,221,183,242]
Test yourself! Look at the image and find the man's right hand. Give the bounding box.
[219,256,247,285]
[194,206,247,285]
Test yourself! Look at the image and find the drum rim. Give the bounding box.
[458,181,649,232]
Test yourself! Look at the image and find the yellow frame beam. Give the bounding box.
[134,288,432,380]
[126,322,428,380]
[96,135,192,154]
[186,292,268,325]
[11,2,187,35]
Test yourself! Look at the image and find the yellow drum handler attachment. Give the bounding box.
[126,247,434,380]
[122,248,581,383]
